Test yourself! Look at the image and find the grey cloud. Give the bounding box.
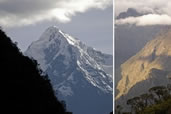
[115,0,171,26]
[0,0,112,27]
[0,0,59,16]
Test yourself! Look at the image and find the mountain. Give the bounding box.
[115,8,169,85]
[25,26,113,114]
[116,28,171,110]
[115,8,168,69]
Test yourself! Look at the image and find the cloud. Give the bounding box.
[116,14,171,26]
[115,0,171,26]
[115,0,171,16]
[0,0,112,27]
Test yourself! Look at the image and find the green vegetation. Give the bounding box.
[116,83,171,114]
[141,97,171,114]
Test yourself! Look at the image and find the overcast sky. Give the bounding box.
[116,0,171,26]
[1,0,113,54]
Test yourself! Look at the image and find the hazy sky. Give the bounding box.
[116,0,171,26]
[1,0,113,54]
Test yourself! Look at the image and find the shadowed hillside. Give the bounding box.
[0,28,71,113]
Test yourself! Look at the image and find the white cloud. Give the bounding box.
[0,0,112,27]
[116,14,171,26]
[115,0,171,26]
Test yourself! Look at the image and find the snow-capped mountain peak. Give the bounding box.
[25,26,113,114]
[39,26,79,46]
[25,26,113,94]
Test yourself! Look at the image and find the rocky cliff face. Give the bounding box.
[116,28,171,109]
[115,8,168,87]
[115,8,167,68]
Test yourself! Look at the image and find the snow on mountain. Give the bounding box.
[25,26,113,114]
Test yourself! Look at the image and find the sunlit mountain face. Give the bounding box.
[115,9,171,111]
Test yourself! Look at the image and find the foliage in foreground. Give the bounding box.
[115,83,171,114]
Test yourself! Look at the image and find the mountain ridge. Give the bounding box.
[116,28,171,110]
[25,26,113,114]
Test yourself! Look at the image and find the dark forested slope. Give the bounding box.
[0,28,70,113]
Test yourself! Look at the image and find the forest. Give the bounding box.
[0,28,72,113]
[115,81,171,114]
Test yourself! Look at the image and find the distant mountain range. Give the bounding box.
[25,26,113,114]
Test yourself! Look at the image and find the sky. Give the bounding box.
[0,0,113,54]
[115,0,171,26]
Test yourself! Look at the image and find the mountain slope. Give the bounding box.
[115,8,168,68]
[116,28,171,110]
[115,8,170,88]
[25,26,113,114]
[115,25,164,68]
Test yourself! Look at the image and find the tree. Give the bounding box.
[127,96,144,113]
[167,84,171,94]
[110,111,113,114]
[115,105,123,114]
[0,28,71,113]
[149,86,169,101]
[126,84,171,114]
